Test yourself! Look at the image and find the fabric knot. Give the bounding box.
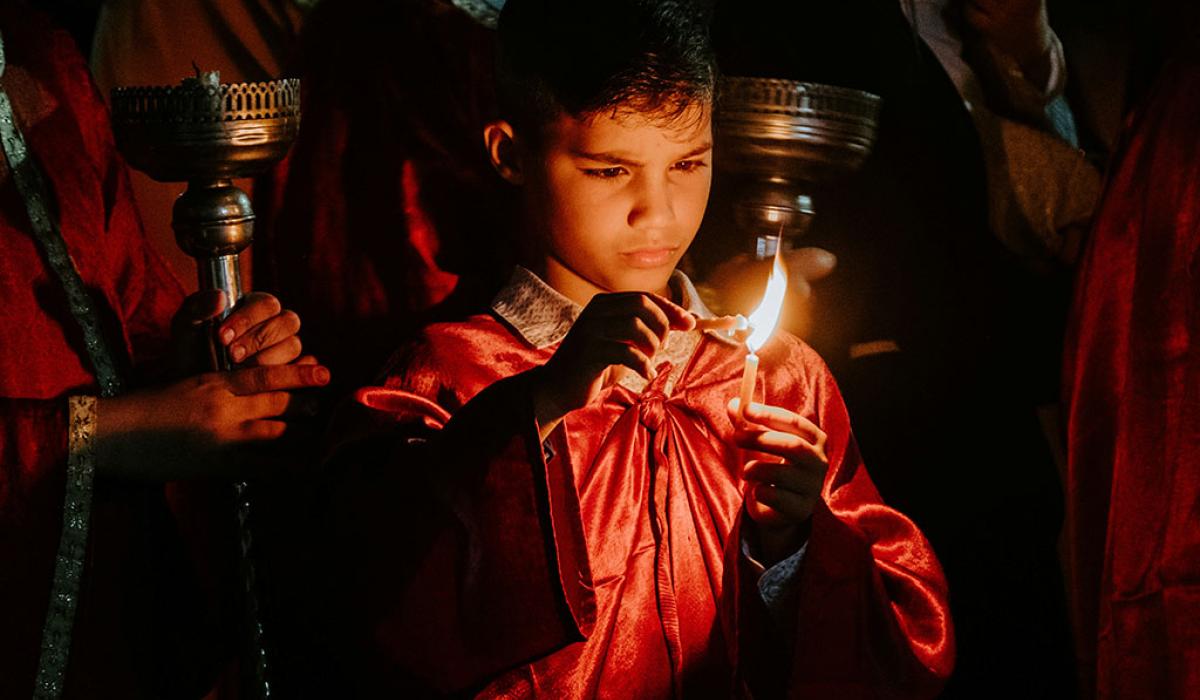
[638,394,667,431]
[636,362,674,431]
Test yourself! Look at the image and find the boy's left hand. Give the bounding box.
[728,398,829,565]
[172,290,303,373]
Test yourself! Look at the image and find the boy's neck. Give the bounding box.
[539,256,672,307]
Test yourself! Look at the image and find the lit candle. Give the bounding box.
[739,352,759,419]
[739,242,788,421]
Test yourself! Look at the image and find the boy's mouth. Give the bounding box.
[621,246,677,269]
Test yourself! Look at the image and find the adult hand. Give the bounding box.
[95,361,330,481]
[963,0,1054,78]
[705,247,836,303]
[700,247,835,340]
[532,292,695,437]
[727,398,829,566]
[172,291,304,373]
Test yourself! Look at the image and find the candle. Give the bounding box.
[738,240,788,422]
[740,352,759,420]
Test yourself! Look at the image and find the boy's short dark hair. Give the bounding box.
[496,0,716,134]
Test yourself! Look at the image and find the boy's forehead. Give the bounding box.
[545,103,713,152]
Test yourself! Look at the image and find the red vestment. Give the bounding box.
[0,10,225,697]
[1063,59,1200,700]
[322,294,954,698]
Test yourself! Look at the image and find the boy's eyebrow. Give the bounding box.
[571,142,714,167]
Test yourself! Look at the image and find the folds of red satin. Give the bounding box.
[328,313,954,698]
[1063,59,1200,700]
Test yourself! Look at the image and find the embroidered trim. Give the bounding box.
[0,32,124,699]
[33,396,99,700]
[0,41,122,399]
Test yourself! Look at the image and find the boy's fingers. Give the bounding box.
[642,293,695,330]
[751,483,813,522]
[225,363,331,395]
[737,401,827,453]
[694,316,741,332]
[606,344,656,381]
[734,428,826,467]
[594,293,670,337]
[217,292,283,346]
[743,459,820,495]
[294,355,319,366]
[599,316,662,356]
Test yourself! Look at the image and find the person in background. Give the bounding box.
[1063,2,1200,696]
[0,6,329,697]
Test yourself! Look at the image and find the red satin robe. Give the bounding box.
[324,311,955,698]
[0,10,225,698]
[1063,59,1200,700]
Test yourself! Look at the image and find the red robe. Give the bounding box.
[322,309,955,697]
[0,10,226,698]
[1063,58,1200,700]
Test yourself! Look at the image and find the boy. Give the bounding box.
[323,1,953,696]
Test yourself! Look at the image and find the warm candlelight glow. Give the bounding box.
[739,241,788,420]
[744,243,788,354]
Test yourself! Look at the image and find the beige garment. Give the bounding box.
[974,112,1101,263]
[91,0,306,290]
[901,0,1101,263]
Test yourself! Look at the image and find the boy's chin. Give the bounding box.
[607,267,677,296]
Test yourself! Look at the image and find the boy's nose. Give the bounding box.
[628,177,676,230]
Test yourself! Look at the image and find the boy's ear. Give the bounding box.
[483,120,525,185]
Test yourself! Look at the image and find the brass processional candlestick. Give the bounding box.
[716,77,881,260]
[111,72,300,700]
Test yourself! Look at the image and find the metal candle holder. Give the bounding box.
[716,77,881,258]
[111,74,301,700]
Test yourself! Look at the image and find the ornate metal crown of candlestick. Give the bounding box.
[716,77,881,257]
[111,76,300,331]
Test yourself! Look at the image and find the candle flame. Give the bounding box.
[745,242,787,353]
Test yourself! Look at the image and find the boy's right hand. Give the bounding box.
[95,361,330,481]
[532,292,694,437]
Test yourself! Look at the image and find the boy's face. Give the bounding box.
[516,105,713,302]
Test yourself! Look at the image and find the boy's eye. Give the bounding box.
[582,166,629,179]
[672,159,709,173]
